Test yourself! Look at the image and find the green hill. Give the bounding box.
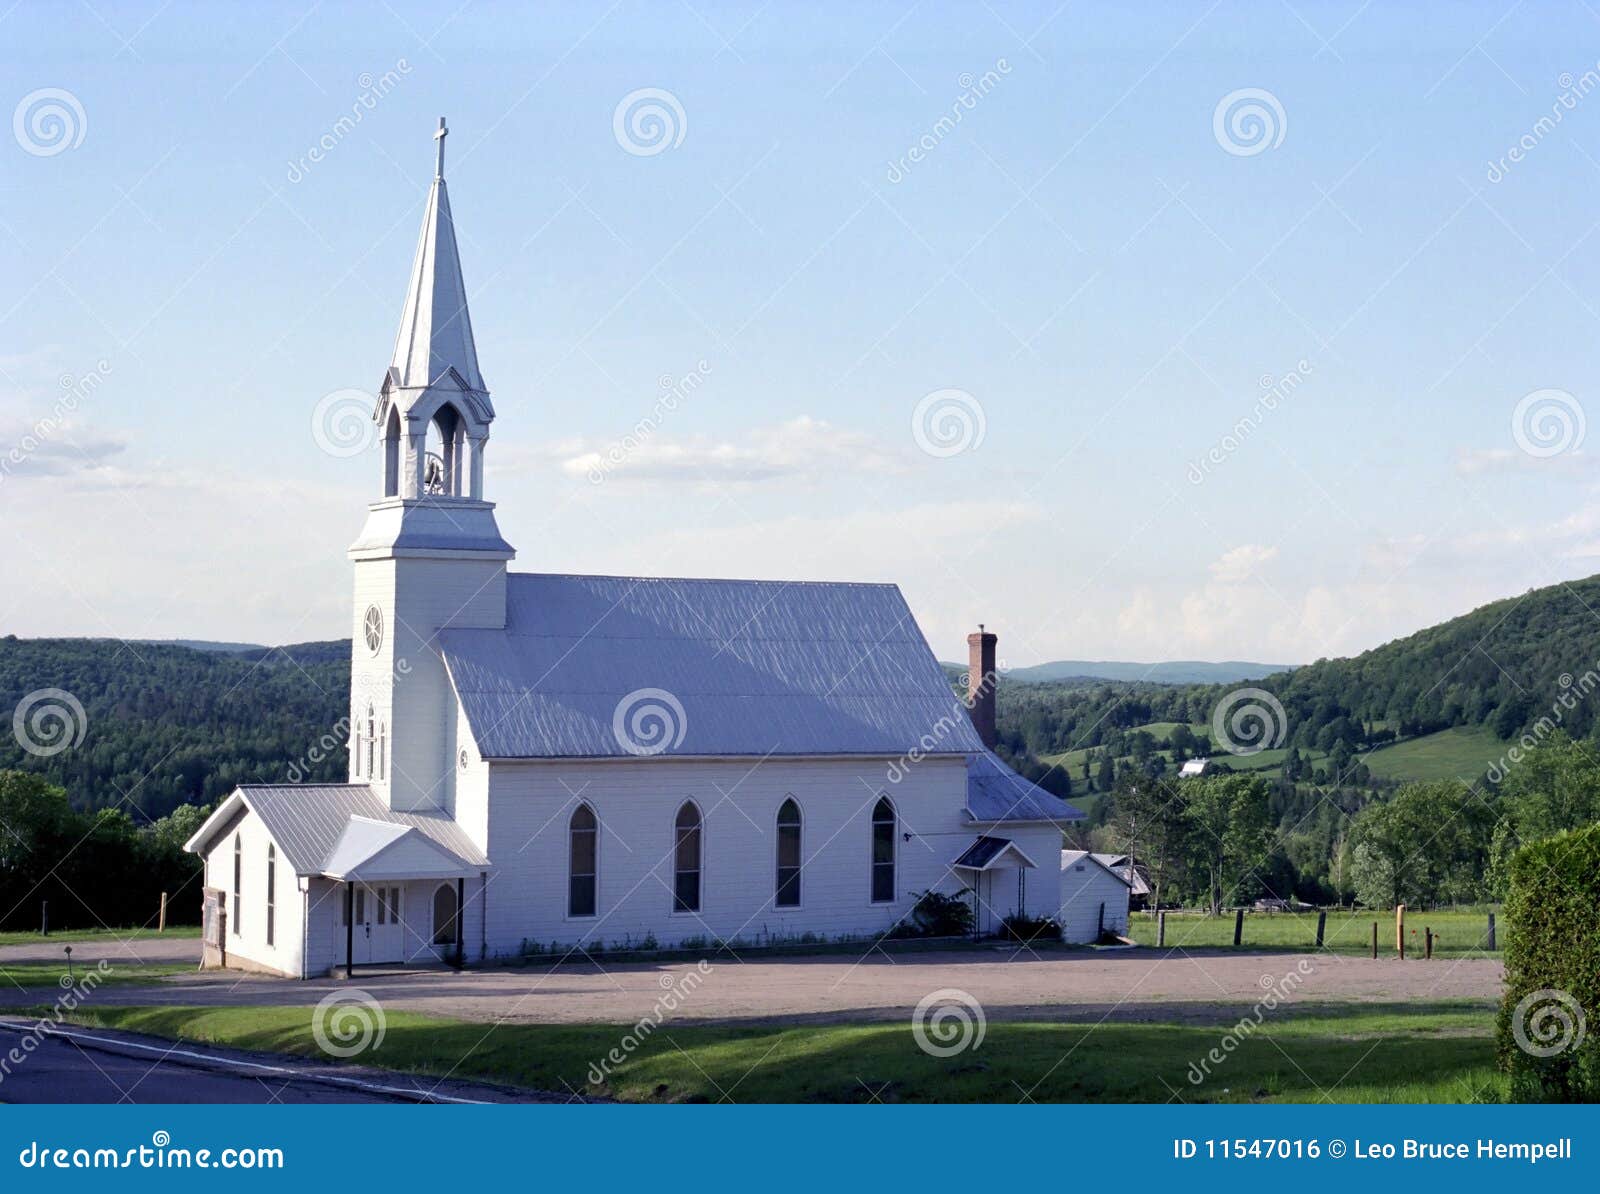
[0,636,348,820]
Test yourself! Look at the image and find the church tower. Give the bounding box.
[348,118,514,813]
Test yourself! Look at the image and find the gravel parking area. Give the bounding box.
[1,942,1503,1026]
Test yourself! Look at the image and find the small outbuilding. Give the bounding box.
[1058,850,1132,943]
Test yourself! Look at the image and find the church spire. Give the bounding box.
[386,116,487,397]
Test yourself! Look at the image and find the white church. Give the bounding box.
[185,121,1085,978]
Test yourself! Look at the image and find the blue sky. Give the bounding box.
[3,0,1599,666]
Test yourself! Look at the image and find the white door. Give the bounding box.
[345,884,405,964]
[347,884,373,965]
[369,884,405,963]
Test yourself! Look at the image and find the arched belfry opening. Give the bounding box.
[425,402,465,497]
[383,406,402,498]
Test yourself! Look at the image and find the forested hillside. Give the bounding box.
[0,636,348,820]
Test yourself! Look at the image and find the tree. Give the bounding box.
[1179,774,1273,915]
[1107,776,1191,911]
[1490,732,1600,891]
[1348,780,1490,908]
[1096,754,1115,791]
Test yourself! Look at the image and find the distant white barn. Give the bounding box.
[1179,757,1210,777]
[184,121,1084,977]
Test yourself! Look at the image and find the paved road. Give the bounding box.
[0,1019,550,1104]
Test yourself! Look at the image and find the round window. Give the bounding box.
[458,747,470,772]
[363,605,384,655]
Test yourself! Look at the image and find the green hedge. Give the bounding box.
[1496,822,1600,1101]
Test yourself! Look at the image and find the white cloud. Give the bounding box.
[1209,543,1278,583]
[1455,446,1592,475]
[554,416,909,486]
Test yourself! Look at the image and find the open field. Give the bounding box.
[1363,725,1502,782]
[1130,909,1499,957]
[51,1002,1503,1103]
[0,962,193,989]
[0,926,199,948]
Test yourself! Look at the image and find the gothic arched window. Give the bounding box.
[569,804,598,917]
[674,802,702,914]
[871,796,896,903]
[775,798,802,908]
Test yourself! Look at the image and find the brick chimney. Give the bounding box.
[966,624,998,750]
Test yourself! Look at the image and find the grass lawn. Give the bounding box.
[0,925,200,948]
[1364,725,1503,782]
[1129,908,1501,957]
[0,962,192,992]
[52,1003,1503,1103]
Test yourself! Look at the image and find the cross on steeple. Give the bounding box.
[434,116,448,179]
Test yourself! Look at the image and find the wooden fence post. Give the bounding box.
[1371,921,1377,959]
[1487,911,1497,951]
[1315,910,1327,948]
[1425,927,1433,960]
[1233,907,1244,947]
[158,891,168,933]
[1157,910,1166,948]
[1395,904,1405,958]
[40,900,48,937]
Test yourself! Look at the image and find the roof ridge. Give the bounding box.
[506,570,902,589]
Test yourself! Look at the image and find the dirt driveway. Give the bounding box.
[5,944,1504,1027]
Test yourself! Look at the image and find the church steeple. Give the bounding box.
[349,119,512,815]
[386,118,488,399]
[374,117,495,502]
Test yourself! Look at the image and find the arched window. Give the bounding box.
[383,405,402,497]
[425,402,465,496]
[431,884,458,945]
[775,798,802,908]
[231,834,242,936]
[569,804,598,917]
[265,844,276,946]
[365,703,376,778]
[674,802,702,914]
[871,796,896,903]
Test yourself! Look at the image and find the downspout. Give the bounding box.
[479,870,488,961]
[299,877,310,981]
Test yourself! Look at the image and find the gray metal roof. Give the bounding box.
[966,751,1084,824]
[189,785,489,876]
[439,572,990,760]
[1061,849,1133,886]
